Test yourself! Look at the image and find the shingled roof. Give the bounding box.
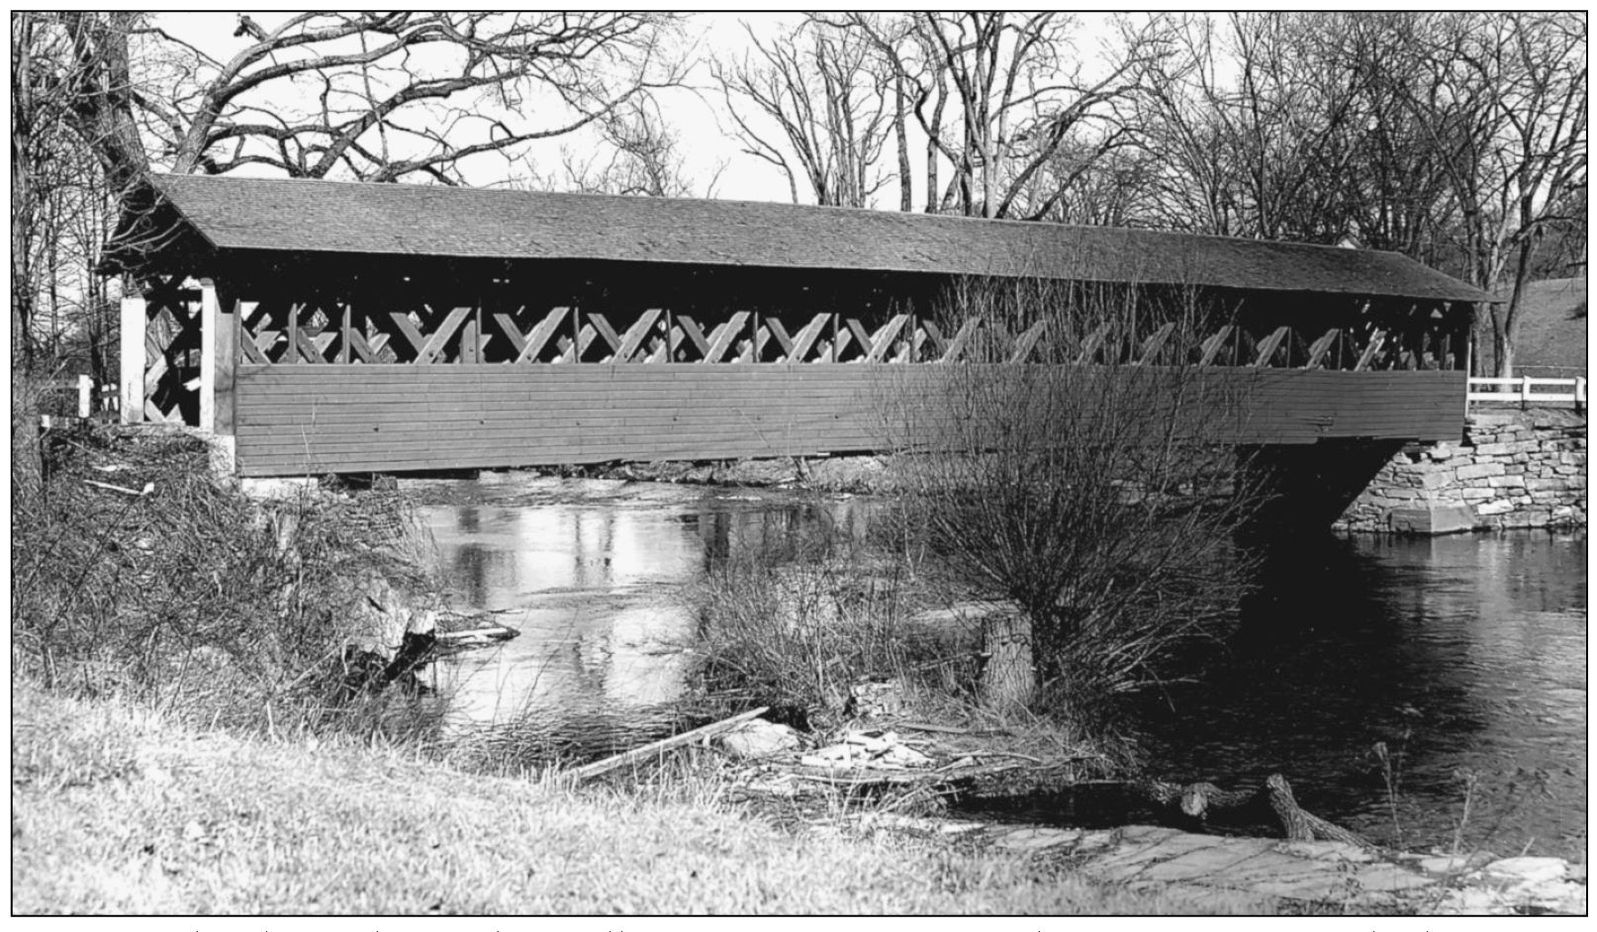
[112,173,1488,302]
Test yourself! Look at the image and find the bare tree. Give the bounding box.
[834,13,1163,220]
[712,17,894,207]
[551,96,723,198]
[1327,13,1461,260]
[49,12,686,186]
[1123,11,1584,379]
[1125,13,1373,241]
[1462,12,1586,378]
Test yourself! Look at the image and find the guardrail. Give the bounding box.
[1467,375,1586,411]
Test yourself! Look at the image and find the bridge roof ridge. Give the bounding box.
[106,173,1490,304]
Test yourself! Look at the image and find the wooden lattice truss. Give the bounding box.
[136,275,205,423]
[236,299,1463,372]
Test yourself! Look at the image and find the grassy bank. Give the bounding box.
[11,685,1265,915]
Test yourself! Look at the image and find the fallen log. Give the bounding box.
[897,722,1012,737]
[1133,773,1376,849]
[785,758,1021,789]
[435,624,520,648]
[1265,773,1373,847]
[565,706,769,783]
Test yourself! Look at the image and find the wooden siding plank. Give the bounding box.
[235,364,1466,476]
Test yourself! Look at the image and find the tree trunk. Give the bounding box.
[980,610,1036,713]
[894,74,912,212]
[13,15,34,372]
[1497,237,1536,380]
[63,12,151,194]
[1489,303,1510,379]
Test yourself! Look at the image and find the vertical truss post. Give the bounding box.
[119,290,146,424]
[199,277,237,437]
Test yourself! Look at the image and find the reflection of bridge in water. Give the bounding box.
[108,174,1490,520]
[423,484,863,727]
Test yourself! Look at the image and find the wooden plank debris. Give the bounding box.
[566,706,770,783]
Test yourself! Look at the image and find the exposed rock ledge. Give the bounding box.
[852,818,1586,915]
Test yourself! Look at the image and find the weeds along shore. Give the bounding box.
[12,422,445,741]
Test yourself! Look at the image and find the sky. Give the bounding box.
[149,11,1125,208]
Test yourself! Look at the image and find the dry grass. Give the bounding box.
[11,685,1269,915]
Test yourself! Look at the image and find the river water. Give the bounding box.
[413,475,1586,860]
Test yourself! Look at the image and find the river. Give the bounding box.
[411,475,1586,860]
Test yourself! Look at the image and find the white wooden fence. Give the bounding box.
[38,375,119,426]
[1467,375,1586,410]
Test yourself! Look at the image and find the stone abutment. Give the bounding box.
[1334,408,1586,535]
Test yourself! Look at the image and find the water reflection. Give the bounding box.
[419,479,855,752]
[417,475,1584,859]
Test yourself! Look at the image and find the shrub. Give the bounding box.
[884,276,1264,723]
[11,421,440,736]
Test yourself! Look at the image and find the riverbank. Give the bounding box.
[11,684,1257,915]
[14,686,1583,915]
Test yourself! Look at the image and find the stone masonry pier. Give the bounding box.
[1335,408,1587,534]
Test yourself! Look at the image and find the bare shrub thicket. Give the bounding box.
[692,507,975,719]
[11,424,440,735]
[885,276,1264,722]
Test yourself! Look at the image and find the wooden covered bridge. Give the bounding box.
[102,174,1488,480]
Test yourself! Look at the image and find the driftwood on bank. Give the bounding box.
[785,757,1022,789]
[1138,772,1376,848]
[566,706,770,783]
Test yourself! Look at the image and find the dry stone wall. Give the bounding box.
[1335,408,1586,534]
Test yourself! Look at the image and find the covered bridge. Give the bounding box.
[102,173,1488,478]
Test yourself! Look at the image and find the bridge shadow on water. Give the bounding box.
[1104,530,1586,856]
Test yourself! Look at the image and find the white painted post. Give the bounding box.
[1521,374,1532,409]
[77,374,91,418]
[1577,376,1586,413]
[199,279,218,433]
[119,294,146,424]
